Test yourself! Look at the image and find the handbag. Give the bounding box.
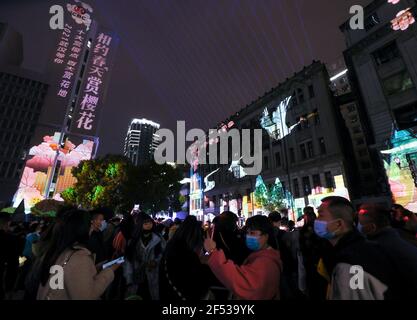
[164,259,214,300]
[44,250,76,300]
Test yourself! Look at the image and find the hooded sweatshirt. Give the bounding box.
[207,247,282,300]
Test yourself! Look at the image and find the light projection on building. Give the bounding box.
[391,8,415,31]
[228,156,248,179]
[260,96,295,140]
[203,168,219,192]
[381,129,417,212]
[13,133,94,212]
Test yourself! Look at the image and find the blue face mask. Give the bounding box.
[356,222,364,234]
[99,220,108,232]
[314,220,336,240]
[246,235,261,251]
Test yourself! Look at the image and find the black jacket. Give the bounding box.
[324,230,398,299]
[0,230,25,298]
[369,228,417,299]
[88,230,107,263]
[159,241,216,301]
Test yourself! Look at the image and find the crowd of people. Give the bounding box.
[0,196,417,300]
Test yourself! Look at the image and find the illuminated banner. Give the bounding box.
[38,1,93,128]
[69,27,119,136]
[13,132,94,213]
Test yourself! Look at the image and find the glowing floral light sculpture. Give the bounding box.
[391,8,415,31]
[388,0,400,4]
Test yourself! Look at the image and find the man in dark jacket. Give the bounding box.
[299,207,330,300]
[358,203,417,298]
[316,196,398,299]
[0,212,25,300]
[88,210,107,264]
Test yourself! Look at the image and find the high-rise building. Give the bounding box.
[0,23,23,66]
[124,118,161,166]
[0,24,49,205]
[340,0,417,210]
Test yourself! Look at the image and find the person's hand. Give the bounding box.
[110,262,122,272]
[96,260,108,272]
[204,237,216,254]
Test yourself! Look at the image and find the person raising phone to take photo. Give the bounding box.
[204,215,282,300]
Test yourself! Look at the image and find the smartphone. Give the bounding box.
[133,204,140,211]
[102,256,125,270]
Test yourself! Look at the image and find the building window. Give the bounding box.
[302,114,309,128]
[312,174,321,188]
[319,137,326,154]
[347,104,356,113]
[382,70,414,96]
[300,144,307,160]
[364,12,380,32]
[264,156,269,170]
[292,91,298,106]
[309,85,315,98]
[358,149,368,157]
[350,115,358,124]
[275,152,281,167]
[297,88,305,104]
[289,148,295,162]
[307,141,314,158]
[356,138,365,146]
[393,103,417,130]
[302,176,311,196]
[361,161,372,169]
[373,42,400,66]
[293,178,300,198]
[313,109,320,125]
[325,171,335,189]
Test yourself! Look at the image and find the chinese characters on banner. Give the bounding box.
[70,30,118,136]
[54,26,86,99]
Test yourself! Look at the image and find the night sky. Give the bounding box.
[1,0,371,155]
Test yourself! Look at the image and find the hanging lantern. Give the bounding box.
[391,8,415,31]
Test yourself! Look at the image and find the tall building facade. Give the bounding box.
[200,61,354,220]
[0,24,49,205]
[340,0,417,210]
[124,118,161,166]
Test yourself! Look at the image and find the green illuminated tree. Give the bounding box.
[254,175,286,212]
[62,155,183,214]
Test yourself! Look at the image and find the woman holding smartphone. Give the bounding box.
[33,209,120,300]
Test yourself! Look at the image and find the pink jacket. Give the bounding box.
[208,247,282,300]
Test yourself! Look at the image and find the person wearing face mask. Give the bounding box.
[87,210,108,264]
[357,204,417,299]
[124,213,166,300]
[204,215,282,300]
[314,196,399,300]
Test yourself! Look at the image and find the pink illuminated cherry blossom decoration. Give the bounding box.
[391,8,415,31]
[388,0,401,4]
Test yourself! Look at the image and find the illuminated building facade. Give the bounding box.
[340,0,417,209]
[123,118,161,166]
[0,24,49,205]
[201,61,353,220]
